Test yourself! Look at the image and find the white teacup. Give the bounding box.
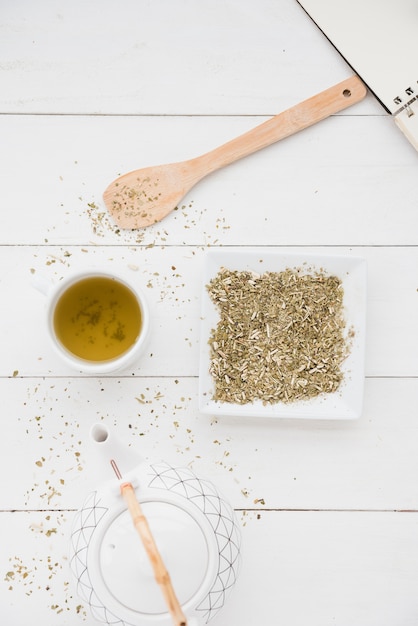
[37,269,149,374]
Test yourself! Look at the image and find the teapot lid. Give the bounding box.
[98,499,211,618]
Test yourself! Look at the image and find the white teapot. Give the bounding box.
[69,423,242,625]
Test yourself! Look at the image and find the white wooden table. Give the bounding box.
[1,1,418,624]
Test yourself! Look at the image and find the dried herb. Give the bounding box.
[111,178,162,223]
[207,266,351,405]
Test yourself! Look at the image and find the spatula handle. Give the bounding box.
[194,75,366,176]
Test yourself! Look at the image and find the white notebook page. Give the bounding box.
[297,0,418,115]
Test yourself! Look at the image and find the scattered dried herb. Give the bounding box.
[207,266,351,405]
[110,177,162,223]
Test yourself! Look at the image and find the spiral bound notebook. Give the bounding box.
[296,0,418,151]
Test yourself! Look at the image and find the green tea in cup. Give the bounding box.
[46,270,149,373]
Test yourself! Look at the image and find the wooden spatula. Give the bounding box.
[103,75,366,229]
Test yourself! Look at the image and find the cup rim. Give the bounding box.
[46,269,149,374]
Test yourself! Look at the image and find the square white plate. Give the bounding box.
[198,249,367,420]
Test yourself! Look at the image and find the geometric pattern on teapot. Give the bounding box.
[148,462,242,623]
[69,463,241,625]
[69,492,123,624]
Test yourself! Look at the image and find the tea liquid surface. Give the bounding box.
[53,276,142,361]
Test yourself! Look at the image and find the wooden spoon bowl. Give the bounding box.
[103,76,366,229]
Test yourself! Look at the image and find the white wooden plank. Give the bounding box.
[1,509,418,625]
[0,376,417,512]
[0,244,416,377]
[0,0,379,116]
[0,114,416,247]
